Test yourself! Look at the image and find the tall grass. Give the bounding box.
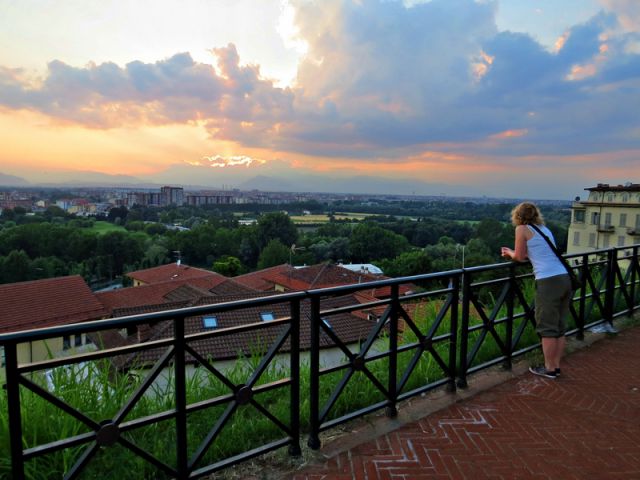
[1,265,636,479]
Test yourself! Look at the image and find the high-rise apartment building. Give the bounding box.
[567,183,640,255]
[160,186,184,206]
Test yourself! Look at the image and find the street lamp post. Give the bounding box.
[456,244,466,268]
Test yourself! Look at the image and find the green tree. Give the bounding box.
[107,206,128,224]
[309,240,330,262]
[142,243,170,268]
[1,208,16,221]
[378,250,431,277]
[257,239,290,269]
[125,220,145,231]
[475,218,512,255]
[96,231,144,279]
[213,255,242,276]
[463,239,495,267]
[422,241,459,273]
[1,250,31,283]
[238,234,260,267]
[144,223,168,236]
[349,223,410,262]
[31,256,68,279]
[327,237,350,262]
[256,212,298,249]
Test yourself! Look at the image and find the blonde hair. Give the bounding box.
[511,202,544,226]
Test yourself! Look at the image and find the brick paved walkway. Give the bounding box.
[287,326,640,479]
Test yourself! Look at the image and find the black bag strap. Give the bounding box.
[528,223,576,278]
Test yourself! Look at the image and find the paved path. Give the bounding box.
[286,326,640,479]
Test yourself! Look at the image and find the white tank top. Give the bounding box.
[526,225,567,280]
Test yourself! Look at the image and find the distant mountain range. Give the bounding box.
[237,174,484,197]
[1,170,481,196]
[0,172,30,186]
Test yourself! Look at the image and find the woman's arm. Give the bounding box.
[501,225,530,262]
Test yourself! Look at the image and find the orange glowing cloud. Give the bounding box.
[190,155,267,168]
[489,129,529,140]
[566,35,611,81]
[554,32,570,53]
[471,50,494,81]
[0,109,228,180]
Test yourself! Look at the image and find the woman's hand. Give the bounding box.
[501,247,514,259]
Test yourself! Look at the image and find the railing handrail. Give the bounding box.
[1,243,638,479]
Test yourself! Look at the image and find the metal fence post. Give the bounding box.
[289,299,302,456]
[174,316,188,478]
[4,342,25,480]
[629,246,638,316]
[307,295,321,450]
[447,274,459,393]
[386,284,398,418]
[504,264,515,370]
[605,249,616,325]
[577,253,588,340]
[457,270,471,388]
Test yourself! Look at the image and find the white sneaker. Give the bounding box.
[590,323,618,334]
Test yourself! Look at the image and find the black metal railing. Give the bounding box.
[1,244,639,479]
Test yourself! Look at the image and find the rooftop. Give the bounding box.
[0,275,107,333]
[126,263,225,285]
[586,183,640,192]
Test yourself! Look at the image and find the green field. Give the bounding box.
[88,221,128,234]
[290,212,376,224]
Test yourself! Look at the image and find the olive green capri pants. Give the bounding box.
[535,273,572,337]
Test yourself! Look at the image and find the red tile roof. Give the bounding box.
[93,292,382,367]
[0,276,107,334]
[96,275,236,314]
[126,263,225,285]
[236,262,414,298]
[232,264,292,291]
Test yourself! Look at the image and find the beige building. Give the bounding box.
[0,276,108,379]
[567,183,640,255]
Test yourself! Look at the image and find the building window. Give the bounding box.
[573,231,580,246]
[591,212,599,225]
[607,194,614,202]
[604,212,612,226]
[63,335,71,350]
[622,194,629,202]
[636,214,640,229]
[203,316,218,329]
[74,335,82,347]
[260,312,276,322]
[620,213,627,227]
[588,233,596,247]
[574,210,585,223]
[603,235,610,248]
[618,236,625,247]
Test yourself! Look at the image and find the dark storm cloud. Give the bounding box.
[0,0,638,162]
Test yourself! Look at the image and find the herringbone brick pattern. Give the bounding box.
[289,327,640,479]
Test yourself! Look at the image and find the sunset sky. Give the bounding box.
[1,0,639,199]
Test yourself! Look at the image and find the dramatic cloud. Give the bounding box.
[0,46,293,129]
[189,155,266,168]
[0,0,639,170]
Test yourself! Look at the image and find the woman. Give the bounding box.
[501,202,571,379]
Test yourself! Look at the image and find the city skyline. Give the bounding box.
[1,0,639,200]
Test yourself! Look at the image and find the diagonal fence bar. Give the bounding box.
[0,245,638,478]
